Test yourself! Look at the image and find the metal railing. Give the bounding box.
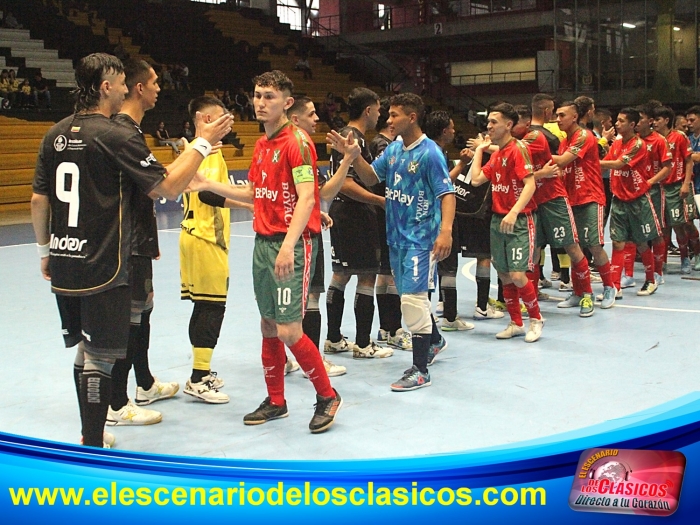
[451,70,540,86]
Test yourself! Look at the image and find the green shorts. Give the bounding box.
[536,196,579,248]
[610,194,663,245]
[490,212,537,274]
[664,181,696,227]
[252,233,318,323]
[649,184,666,228]
[572,202,605,248]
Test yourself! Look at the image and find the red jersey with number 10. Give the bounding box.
[522,129,567,205]
[248,122,321,236]
[605,136,651,201]
[482,138,537,215]
[558,127,606,207]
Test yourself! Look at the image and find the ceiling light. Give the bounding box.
[622,23,636,29]
[673,26,681,31]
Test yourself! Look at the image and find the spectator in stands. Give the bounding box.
[160,65,173,90]
[0,69,12,108]
[319,92,338,128]
[178,63,189,91]
[221,90,233,110]
[330,108,346,131]
[180,120,194,142]
[6,69,19,107]
[3,11,22,29]
[233,87,253,121]
[294,54,313,80]
[155,120,185,155]
[19,78,33,107]
[31,71,51,110]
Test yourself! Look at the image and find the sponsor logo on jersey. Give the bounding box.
[54,135,67,151]
[282,182,296,226]
[492,183,510,193]
[496,172,502,182]
[255,187,278,201]
[81,330,92,342]
[140,153,158,168]
[407,161,419,173]
[385,187,415,206]
[262,170,268,183]
[394,172,402,186]
[50,233,88,252]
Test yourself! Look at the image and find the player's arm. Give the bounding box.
[433,193,455,261]
[319,135,361,201]
[469,140,492,187]
[681,156,694,198]
[552,150,577,168]
[30,192,51,281]
[599,157,626,170]
[326,130,379,187]
[275,180,315,281]
[338,178,384,207]
[198,190,254,212]
[691,152,700,163]
[148,112,234,200]
[186,175,255,203]
[648,160,671,186]
[448,148,474,182]
[500,174,535,234]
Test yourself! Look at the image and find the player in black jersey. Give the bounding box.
[324,87,393,359]
[31,53,233,448]
[107,59,179,427]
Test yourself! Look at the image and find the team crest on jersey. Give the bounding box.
[272,149,281,163]
[54,135,67,152]
[389,156,396,166]
[501,158,508,167]
[647,144,653,152]
[394,172,402,185]
[407,161,419,173]
[669,143,676,150]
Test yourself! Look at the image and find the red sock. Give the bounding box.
[652,240,665,275]
[572,257,592,294]
[597,261,615,289]
[289,334,334,398]
[624,242,636,277]
[502,283,523,326]
[526,265,540,292]
[641,248,655,282]
[518,281,541,320]
[262,337,286,406]
[677,231,689,259]
[611,249,625,290]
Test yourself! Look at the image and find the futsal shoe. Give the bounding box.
[427,336,448,366]
[303,358,347,378]
[620,275,636,289]
[681,258,691,274]
[323,336,352,354]
[694,258,700,271]
[579,293,594,317]
[309,389,342,433]
[496,322,526,339]
[353,341,393,359]
[550,271,560,281]
[538,278,552,289]
[80,432,116,448]
[135,377,179,406]
[435,301,444,316]
[558,281,573,292]
[391,366,431,392]
[243,397,288,425]
[637,280,658,296]
[489,298,507,311]
[200,371,224,389]
[284,359,300,375]
[557,293,582,309]
[440,316,475,331]
[524,317,545,343]
[184,379,229,404]
[473,304,504,320]
[387,328,413,350]
[596,286,621,308]
[655,273,665,286]
[107,400,162,426]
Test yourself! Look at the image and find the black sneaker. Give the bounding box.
[243,397,288,425]
[309,388,342,434]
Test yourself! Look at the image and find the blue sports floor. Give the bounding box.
[1,212,699,459]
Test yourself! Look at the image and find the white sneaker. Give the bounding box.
[559,281,573,292]
[525,317,545,343]
[441,316,475,331]
[353,341,393,359]
[473,304,505,320]
[538,278,552,289]
[550,271,560,281]
[80,431,116,448]
[184,379,230,404]
[324,336,352,354]
[284,359,300,375]
[590,272,603,283]
[435,301,444,317]
[387,328,413,350]
[135,377,179,406]
[305,358,347,378]
[496,322,526,339]
[107,400,162,426]
[595,288,622,302]
[637,280,658,296]
[620,275,636,289]
[200,371,224,389]
[655,272,665,285]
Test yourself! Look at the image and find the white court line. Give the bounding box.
[459,259,700,314]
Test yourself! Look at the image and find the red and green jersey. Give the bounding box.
[661,130,691,185]
[482,138,537,215]
[522,129,567,205]
[248,122,321,237]
[640,130,672,180]
[605,136,651,201]
[558,127,606,207]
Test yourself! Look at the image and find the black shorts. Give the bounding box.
[55,285,131,359]
[329,200,380,275]
[309,240,326,294]
[459,213,492,259]
[375,207,392,275]
[130,255,154,315]
[438,219,460,276]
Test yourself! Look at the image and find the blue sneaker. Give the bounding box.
[427,336,448,366]
[681,257,692,274]
[390,366,431,392]
[600,286,617,309]
[620,275,636,289]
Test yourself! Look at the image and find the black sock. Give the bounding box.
[80,370,112,448]
[539,265,545,281]
[376,292,390,331]
[476,276,490,311]
[110,327,137,411]
[412,333,431,373]
[73,364,84,427]
[302,309,322,350]
[430,315,441,345]
[561,268,570,283]
[442,287,457,322]
[551,246,561,272]
[386,293,402,335]
[325,286,345,343]
[354,292,375,349]
[497,278,505,303]
[191,369,208,383]
[132,309,154,391]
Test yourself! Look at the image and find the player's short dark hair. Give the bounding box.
[73,53,124,112]
[637,100,662,118]
[686,105,700,117]
[574,95,595,115]
[514,104,531,121]
[653,106,675,124]
[489,102,519,127]
[389,93,425,123]
[188,95,227,121]
[288,96,313,117]
[424,110,451,140]
[531,93,554,117]
[347,87,380,121]
[594,107,611,119]
[559,100,583,120]
[123,59,153,98]
[376,97,391,132]
[619,107,640,125]
[253,70,294,95]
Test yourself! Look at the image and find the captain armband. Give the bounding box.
[292,164,315,184]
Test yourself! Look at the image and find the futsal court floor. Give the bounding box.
[1,211,698,460]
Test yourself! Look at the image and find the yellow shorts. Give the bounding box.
[180,232,229,303]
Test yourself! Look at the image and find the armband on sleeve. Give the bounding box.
[198,191,227,209]
[292,164,314,184]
